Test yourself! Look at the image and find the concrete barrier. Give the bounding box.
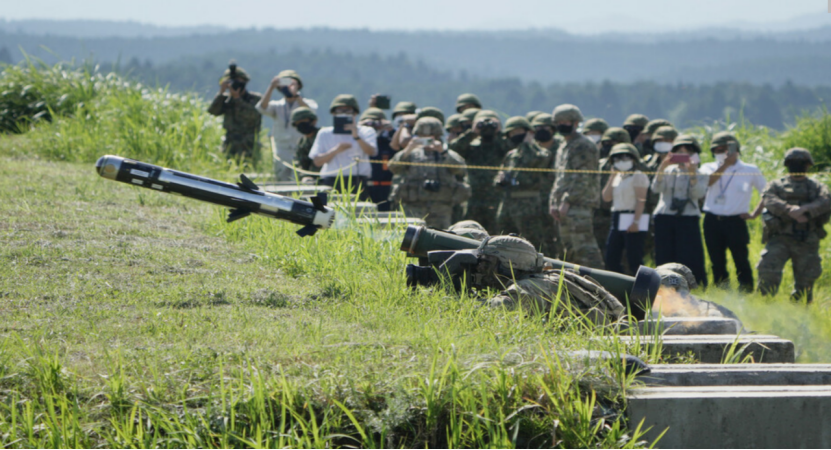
[634,317,742,335]
[639,363,831,386]
[628,385,831,448]
[618,334,795,363]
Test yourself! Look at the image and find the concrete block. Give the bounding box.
[639,363,831,386]
[637,317,742,336]
[628,385,831,448]
[619,334,795,363]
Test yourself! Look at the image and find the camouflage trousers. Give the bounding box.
[223,135,259,161]
[559,207,605,269]
[495,195,552,254]
[593,207,612,255]
[403,202,454,230]
[757,234,823,302]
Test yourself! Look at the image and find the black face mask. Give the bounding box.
[786,162,809,174]
[480,128,497,139]
[625,126,643,143]
[509,134,526,146]
[295,122,317,135]
[460,122,472,132]
[556,124,574,135]
[600,143,613,158]
[534,129,553,142]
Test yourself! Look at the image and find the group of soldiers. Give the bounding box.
[208,63,830,303]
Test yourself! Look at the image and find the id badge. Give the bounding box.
[714,194,726,206]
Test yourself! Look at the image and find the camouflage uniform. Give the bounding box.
[623,114,649,156]
[593,127,632,255]
[550,104,604,268]
[207,65,262,160]
[531,113,563,257]
[757,149,831,302]
[389,117,470,229]
[640,119,673,158]
[449,109,510,233]
[494,117,555,253]
[290,107,319,173]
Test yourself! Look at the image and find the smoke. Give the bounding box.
[651,287,740,322]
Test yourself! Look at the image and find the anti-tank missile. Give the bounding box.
[95,155,335,236]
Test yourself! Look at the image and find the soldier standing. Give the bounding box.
[494,116,555,253]
[531,113,563,257]
[757,148,831,303]
[582,118,609,148]
[455,93,483,113]
[207,62,262,161]
[549,104,605,268]
[622,113,650,155]
[289,107,320,183]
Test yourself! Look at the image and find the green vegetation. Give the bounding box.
[1,63,831,448]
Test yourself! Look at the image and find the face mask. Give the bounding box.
[509,134,526,145]
[654,141,673,153]
[690,153,700,165]
[625,127,643,143]
[556,124,574,135]
[715,153,727,165]
[600,143,613,157]
[786,162,809,174]
[614,160,634,171]
[534,129,553,142]
[295,122,317,135]
[460,122,472,132]
[480,128,497,139]
[587,134,602,144]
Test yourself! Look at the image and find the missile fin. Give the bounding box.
[237,174,261,192]
[296,224,319,237]
[227,208,252,222]
[310,193,328,211]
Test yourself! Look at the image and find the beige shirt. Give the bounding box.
[611,171,649,212]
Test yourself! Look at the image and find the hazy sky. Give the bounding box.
[1,0,827,34]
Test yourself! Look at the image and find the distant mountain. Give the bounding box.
[0,19,227,38]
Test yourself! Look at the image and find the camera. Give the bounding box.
[669,197,690,215]
[375,95,391,110]
[423,180,441,192]
[231,79,246,91]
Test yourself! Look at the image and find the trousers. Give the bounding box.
[654,214,708,287]
[703,213,753,291]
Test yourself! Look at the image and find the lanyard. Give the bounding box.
[717,166,737,197]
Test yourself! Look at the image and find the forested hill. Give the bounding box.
[4,26,831,85]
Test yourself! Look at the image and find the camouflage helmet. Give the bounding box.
[601,127,632,144]
[462,107,481,123]
[503,116,532,134]
[608,143,641,160]
[480,235,544,273]
[656,268,690,294]
[219,61,251,84]
[448,220,489,240]
[455,93,483,112]
[656,263,698,291]
[531,113,554,128]
[710,131,741,152]
[652,125,678,142]
[445,113,463,130]
[784,147,814,165]
[623,114,649,128]
[277,69,303,89]
[416,106,445,125]
[290,106,317,125]
[413,117,444,138]
[393,101,417,116]
[552,104,584,123]
[644,119,673,137]
[583,118,609,134]
[672,134,702,153]
[473,109,501,123]
[329,94,360,114]
[360,107,386,122]
[525,111,545,122]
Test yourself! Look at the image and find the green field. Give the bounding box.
[1,62,831,448]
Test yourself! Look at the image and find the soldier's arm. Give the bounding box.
[559,151,597,206]
[207,93,227,116]
[448,129,476,156]
[444,151,468,176]
[802,182,831,217]
[762,183,791,217]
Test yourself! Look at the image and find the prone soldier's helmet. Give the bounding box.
[462,107,481,123]
[601,127,632,145]
[783,147,814,165]
[710,131,741,153]
[644,119,673,138]
[360,107,387,122]
[552,104,584,123]
[583,118,609,134]
[219,61,251,84]
[448,220,489,240]
[608,143,641,160]
[531,113,554,128]
[445,113,463,130]
[623,114,650,128]
[503,116,532,134]
[456,93,483,112]
[479,235,545,273]
[416,106,445,125]
[393,101,417,117]
[656,263,697,291]
[652,125,678,143]
[277,69,303,89]
[672,134,702,153]
[413,117,444,138]
[330,94,360,114]
[525,111,545,122]
[290,107,317,125]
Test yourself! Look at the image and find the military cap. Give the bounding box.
[531,113,554,128]
[448,220,489,240]
[672,134,702,153]
[503,116,533,134]
[525,111,545,122]
[784,147,814,165]
[480,235,544,273]
[710,131,741,152]
[393,101,417,116]
[552,104,584,123]
[329,94,360,114]
[583,118,609,134]
[360,107,386,121]
[623,114,650,127]
[290,106,317,125]
[652,125,678,142]
[455,93,483,112]
[413,117,444,138]
[608,143,641,160]
[277,69,303,89]
[219,62,250,84]
[473,109,501,123]
[601,127,632,144]
[462,108,481,122]
[445,113,463,130]
[416,106,445,125]
[644,119,673,137]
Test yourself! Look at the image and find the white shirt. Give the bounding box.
[610,171,650,212]
[308,126,378,178]
[255,97,319,153]
[700,158,766,216]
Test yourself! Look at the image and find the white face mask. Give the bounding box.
[587,134,602,144]
[690,153,701,165]
[715,153,727,165]
[654,141,673,153]
[614,160,634,172]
